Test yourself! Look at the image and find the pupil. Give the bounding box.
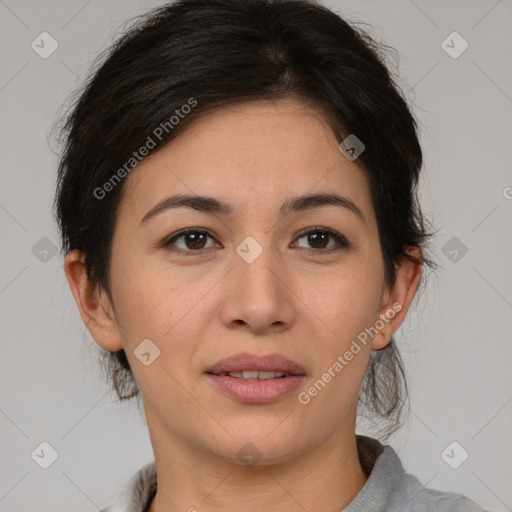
[186,232,205,250]
[309,232,327,249]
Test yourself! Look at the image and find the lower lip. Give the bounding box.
[206,374,305,403]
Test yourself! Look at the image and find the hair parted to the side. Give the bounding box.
[54,0,436,441]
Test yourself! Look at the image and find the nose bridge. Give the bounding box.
[220,232,294,332]
[235,232,281,296]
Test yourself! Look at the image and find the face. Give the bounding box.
[72,98,414,465]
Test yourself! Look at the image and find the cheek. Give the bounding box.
[111,270,204,402]
[297,260,384,409]
[109,243,180,333]
[109,256,213,368]
[110,271,171,341]
[297,268,382,423]
[309,261,384,346]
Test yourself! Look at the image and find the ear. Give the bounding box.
[63,249,123,352]
[372,246,423,350]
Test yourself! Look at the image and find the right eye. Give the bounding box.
[163,228,221,256]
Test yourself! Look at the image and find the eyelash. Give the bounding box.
[162,227,350,257]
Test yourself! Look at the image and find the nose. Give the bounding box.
[219,238,296,335]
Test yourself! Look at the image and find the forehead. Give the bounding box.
[117,98,375,225]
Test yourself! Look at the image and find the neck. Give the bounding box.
[146,411,368,512]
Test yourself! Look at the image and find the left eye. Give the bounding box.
[163,227,349,255]
[293,228,349,253]
[164,229,218,253]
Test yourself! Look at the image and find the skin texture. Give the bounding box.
[64,98,422,512]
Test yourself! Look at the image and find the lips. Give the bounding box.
[205,353,306,376]
[204,353,306,403]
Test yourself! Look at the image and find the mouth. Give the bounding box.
[204,352,306,376]
[207,370,292,380]
[204,353,306,403]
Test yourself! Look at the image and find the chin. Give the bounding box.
[207,426,305,467]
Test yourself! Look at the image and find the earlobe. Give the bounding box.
[372,247,423,351]
[63,250,123,352]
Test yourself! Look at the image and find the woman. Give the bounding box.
[54,0,489,510]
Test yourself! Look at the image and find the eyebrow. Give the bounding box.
[140,192,365,225]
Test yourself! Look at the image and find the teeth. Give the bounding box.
[227,371,286,380]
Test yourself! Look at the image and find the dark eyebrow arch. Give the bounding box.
[280,192,365,222]
[140,192,365,225]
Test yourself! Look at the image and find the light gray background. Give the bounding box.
[0,0,511,511]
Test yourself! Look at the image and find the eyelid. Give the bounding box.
[162,228,219,255]
[293,227,350,252]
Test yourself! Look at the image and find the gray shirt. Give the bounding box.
[101,435,490,512]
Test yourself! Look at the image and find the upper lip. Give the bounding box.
[205,353,306,376]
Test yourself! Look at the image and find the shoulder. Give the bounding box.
[390,468,490,511]
[348,436,490,512]
[100,461,157,512]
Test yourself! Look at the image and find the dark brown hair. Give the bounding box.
[54,0,435,440]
